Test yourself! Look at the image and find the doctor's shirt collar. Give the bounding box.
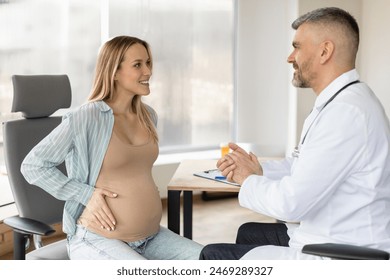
[314,69,360,111]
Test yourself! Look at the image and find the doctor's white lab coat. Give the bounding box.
[239,69,390,260]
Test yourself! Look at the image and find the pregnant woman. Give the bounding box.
[21,35,203,260]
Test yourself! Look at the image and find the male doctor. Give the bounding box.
[200,7,390,260]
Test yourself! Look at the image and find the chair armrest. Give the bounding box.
[302,243,389,260]
[4,216,56,236]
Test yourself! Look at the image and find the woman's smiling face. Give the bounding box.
[114,43,152,97]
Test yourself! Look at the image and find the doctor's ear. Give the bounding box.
[319,41,334,64]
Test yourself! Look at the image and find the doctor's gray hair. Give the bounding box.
[292,7,359,56]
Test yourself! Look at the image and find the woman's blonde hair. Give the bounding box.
[88,36,158,142]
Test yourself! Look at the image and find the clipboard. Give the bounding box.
[193,169,240,186]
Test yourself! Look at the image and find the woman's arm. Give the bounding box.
[21,113,94,206]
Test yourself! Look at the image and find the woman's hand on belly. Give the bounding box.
[85,188,118,231]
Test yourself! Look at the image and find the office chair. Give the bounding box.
[3,75,72,260]
[302,242,389,260]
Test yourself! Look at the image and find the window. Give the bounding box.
[0,0,101,167]
[0,0,235,166]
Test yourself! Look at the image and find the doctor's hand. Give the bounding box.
[85,188,117,231]
[217,143,263,185]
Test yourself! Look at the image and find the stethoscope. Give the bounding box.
[292,80,360,158]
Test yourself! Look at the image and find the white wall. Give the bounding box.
[359,0,390,116]
[236,0,295,157]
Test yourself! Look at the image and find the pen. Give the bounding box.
[215,176,226,180]
[205,169,219,173]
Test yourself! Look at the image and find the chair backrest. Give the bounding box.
[3,75,71,225]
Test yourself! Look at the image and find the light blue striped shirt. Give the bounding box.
[21,101,157,236]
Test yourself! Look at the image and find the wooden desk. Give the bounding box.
[167,159,240,239]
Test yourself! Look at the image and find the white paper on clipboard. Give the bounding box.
[193,169,240,186]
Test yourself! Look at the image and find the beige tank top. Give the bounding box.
[78,128,162,242]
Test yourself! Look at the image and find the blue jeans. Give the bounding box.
[67,224,203,260]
